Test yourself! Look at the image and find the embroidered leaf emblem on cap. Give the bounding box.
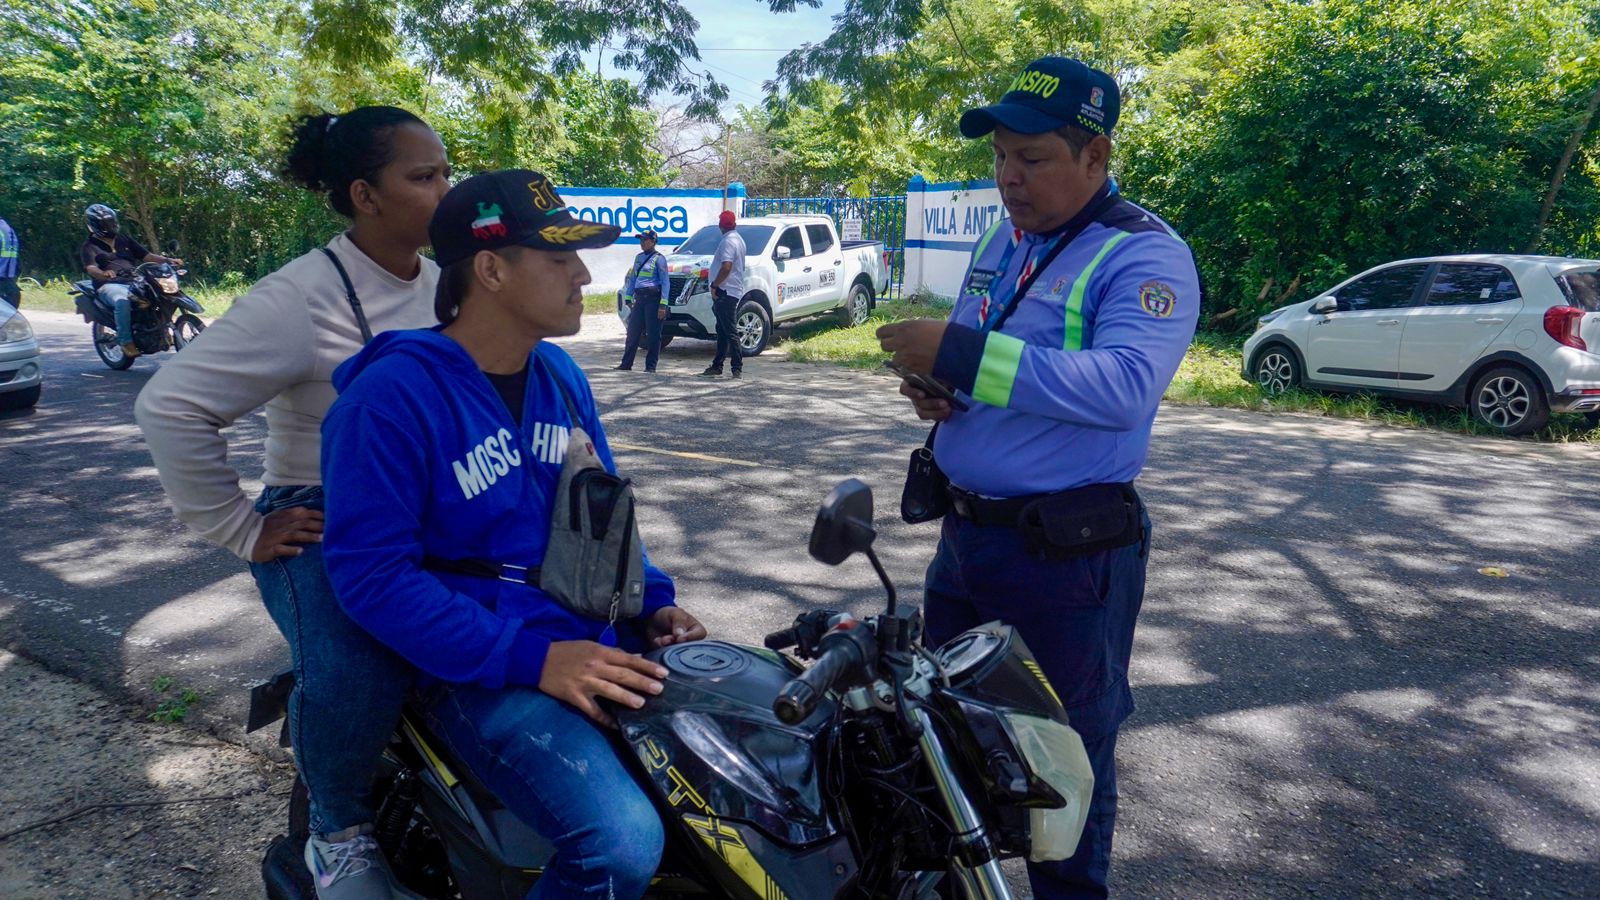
[540,223,608,245]
[472,202,505,240]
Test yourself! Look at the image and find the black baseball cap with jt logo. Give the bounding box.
[959,56,1121,140]
[428,169,621,269]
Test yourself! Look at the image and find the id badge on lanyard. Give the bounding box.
[978,233,1058,334]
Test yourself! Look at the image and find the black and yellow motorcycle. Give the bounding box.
[253,480,1094,899]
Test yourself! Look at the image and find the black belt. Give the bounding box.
[946,481,1143,559]
[945,485,1035,527]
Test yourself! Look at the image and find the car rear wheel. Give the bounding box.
[92,323,135,370]
[838,282,873,327]
[1253,344,1300,395]
[736,300,771,356]
[1471,366,1549,436]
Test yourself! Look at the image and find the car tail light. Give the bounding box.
[1543,306,1587,350]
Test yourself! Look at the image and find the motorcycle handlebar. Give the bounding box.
[773,637,862,725]
[763,626,800,650]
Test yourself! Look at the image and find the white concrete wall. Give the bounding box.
[903,177,1002,300]
[562,187,745,292]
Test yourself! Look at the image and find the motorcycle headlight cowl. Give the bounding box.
[1000,712,1095,863]
[156,276,180,294]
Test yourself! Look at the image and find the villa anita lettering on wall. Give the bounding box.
[923,203,1002,238]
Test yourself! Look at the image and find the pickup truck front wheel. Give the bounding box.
[736,299,771,356]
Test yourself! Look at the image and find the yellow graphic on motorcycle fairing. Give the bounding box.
[640,738,788,899]
[1023,659,1063,710]
[401,718,459,788]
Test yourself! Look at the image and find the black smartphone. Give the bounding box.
[883,360,970,412]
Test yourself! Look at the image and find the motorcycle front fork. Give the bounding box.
[910,707,1013,900]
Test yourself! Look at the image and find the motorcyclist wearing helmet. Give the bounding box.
[79,203,183,358]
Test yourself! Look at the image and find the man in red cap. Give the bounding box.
[700,209,747,378]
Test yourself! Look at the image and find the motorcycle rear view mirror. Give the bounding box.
[810,479,899,614]
[809,478,876,565]
[165,239,181,253]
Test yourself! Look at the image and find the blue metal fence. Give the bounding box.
[741,195,906,298]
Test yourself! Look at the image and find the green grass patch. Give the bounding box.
[149,675,200,724]
[583,290,619,316]
[1167,332,1599,443]
[780,291,954,369]
[17,275,239,319]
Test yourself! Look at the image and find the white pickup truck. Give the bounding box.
[616,214,892,356]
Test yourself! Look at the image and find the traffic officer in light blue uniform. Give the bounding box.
[879,56,1199,898]
[616,228,672,372]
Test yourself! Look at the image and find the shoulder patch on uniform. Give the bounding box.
[1139,280,1178,318]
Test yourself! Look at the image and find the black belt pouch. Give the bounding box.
[1018,483,1142,560]
[901,426,950,524]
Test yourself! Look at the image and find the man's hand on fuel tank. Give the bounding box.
[647,606,707,647]
[876,319,947,375]
[541,641,668,728]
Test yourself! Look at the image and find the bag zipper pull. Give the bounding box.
[598,591,621,647]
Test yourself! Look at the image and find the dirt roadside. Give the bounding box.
[0,649,294,900]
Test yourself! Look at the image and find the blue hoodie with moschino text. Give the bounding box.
[321,328,676,690]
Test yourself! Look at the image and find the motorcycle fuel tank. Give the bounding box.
[619,641,858,900]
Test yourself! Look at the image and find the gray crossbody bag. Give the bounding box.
[423,353,647,635]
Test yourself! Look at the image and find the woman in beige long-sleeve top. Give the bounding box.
[135,106,450,900]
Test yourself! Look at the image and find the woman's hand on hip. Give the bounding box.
[250,506,324,563]
[540,641,668,728]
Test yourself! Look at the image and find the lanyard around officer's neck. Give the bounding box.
[978,189,1119,334]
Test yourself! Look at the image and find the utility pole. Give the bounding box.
[723,125,732,188]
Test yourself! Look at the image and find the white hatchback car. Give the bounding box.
[1243,255,1600,435]
[0,301,42,411]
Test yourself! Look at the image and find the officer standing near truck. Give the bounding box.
[616,228,672,372]
[878,56,1200,898]
[0,215,21,308]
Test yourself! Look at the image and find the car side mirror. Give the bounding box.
[775,246,791,261]
[809,479,877,566]
[1311,297,1337,315]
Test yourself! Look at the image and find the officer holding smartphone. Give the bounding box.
[877,56,1199,899]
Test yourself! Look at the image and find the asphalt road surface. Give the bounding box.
[2,308,1597,897]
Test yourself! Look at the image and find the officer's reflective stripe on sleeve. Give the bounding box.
[973,332,1027,408]
[1063,231,1134,351]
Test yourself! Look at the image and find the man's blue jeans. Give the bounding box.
[419,683,664,899]
[249,485,414,836]
[97,282,134,343]
[924,508,1152,900]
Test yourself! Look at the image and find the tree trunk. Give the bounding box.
[1526,81,1600,254]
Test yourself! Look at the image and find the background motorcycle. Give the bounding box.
[68,244,204,369]
[252,479,1095,899]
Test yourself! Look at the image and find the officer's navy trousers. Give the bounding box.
[923,507,1152,900]
[620,290,664,371]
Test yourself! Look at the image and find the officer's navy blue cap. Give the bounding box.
[429,169,619,269]
[959,56,1121,139]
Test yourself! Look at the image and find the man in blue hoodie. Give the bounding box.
[321,169,706,900]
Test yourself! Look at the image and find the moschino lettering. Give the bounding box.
[451,424,570,500]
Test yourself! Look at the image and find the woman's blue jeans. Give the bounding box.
[249,485,414,836]
[419,683,665,899]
